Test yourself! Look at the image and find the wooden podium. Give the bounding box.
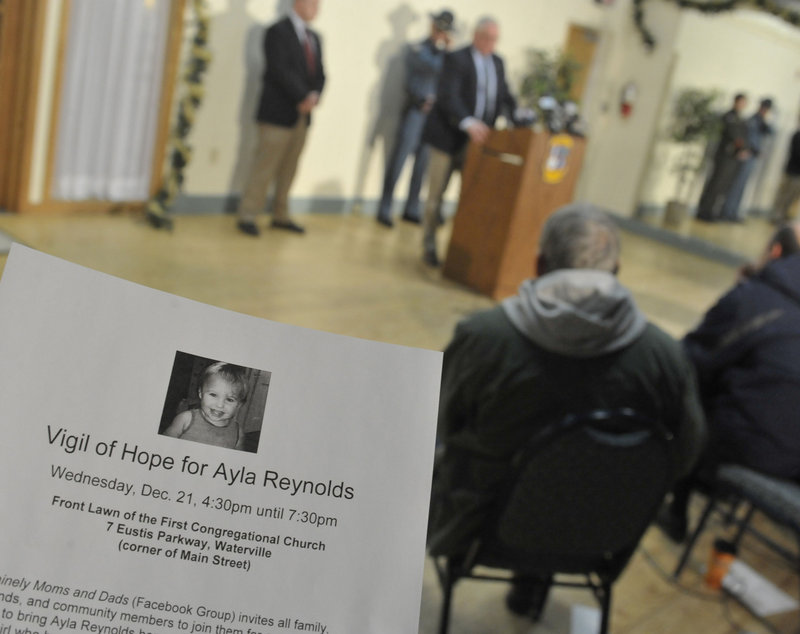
[443,128,586,300]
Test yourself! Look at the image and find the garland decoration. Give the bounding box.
[146,0,212,231]
[633,0,800,50]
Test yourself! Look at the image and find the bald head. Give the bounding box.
[473,17,499,56]
[538,204,620,275]
[293,0,319,22]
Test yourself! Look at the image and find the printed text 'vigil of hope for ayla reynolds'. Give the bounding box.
[46,425,356,500]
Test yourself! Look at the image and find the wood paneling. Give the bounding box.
[0,0,46,211]
[0,0,13,206]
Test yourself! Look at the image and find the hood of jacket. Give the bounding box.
[759,253,800,306]
[501,269,647,358]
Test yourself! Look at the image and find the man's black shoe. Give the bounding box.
[401,212,421,225]
[237,221,260,236]
[270,219,306,234]
[377,214,394,228]
[423,250,440,267]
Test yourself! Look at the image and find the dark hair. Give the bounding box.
[733,93,746,102]
[771,224,800,258]
[760,98,773,111]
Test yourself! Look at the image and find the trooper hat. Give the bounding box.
[431,9,455,32]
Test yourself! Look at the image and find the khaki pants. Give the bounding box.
[422,146,458,255]
[238,119,309,223]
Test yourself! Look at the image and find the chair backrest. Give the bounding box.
[477,409,673,579]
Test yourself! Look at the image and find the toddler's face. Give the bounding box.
[198,376,240,426]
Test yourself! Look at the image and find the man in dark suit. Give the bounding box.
[420,17,521,266]
[237,0,325,236]
[375,9,455,228]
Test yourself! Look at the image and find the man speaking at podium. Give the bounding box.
[420,16,526,267]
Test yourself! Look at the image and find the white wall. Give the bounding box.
[27,1,800,218]
[639,8,800,212]
[184,0,611,208]
[575,0,683,216]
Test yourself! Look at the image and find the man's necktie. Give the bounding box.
[302,28,315,76]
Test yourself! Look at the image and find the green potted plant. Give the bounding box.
[663,87,721,225]
[517,49,581,132]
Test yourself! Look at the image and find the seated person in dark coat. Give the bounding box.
[659,221,800,541]
[428,203,706,614]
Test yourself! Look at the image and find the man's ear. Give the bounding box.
[611,261,620,276]
[769,242,783,260]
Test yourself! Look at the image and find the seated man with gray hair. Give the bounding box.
[428,203,706,616]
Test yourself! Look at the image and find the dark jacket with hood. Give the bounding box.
[684,253,800,480]
[428,270,706,556]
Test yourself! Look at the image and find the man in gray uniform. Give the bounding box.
[376,10,455,228]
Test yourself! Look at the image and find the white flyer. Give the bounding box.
[0,245,441,634]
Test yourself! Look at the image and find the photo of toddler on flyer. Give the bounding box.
[158,352,271,453]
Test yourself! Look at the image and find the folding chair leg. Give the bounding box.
[674,495,717,579]
[437,563,455,634]
[795,532,800,606]
[730,504,756,551]
[722,499,742,526]
[530,576,553,622]
[598,582,612,634]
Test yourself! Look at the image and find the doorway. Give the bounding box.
[0,0,185,213]
[564,24,600,104]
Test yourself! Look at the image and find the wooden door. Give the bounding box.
[564,24,600,103]
[0,0,46,211]
[0,0,185,213]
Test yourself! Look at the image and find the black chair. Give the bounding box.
[432,409,674,634]
[673,464,800,580]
